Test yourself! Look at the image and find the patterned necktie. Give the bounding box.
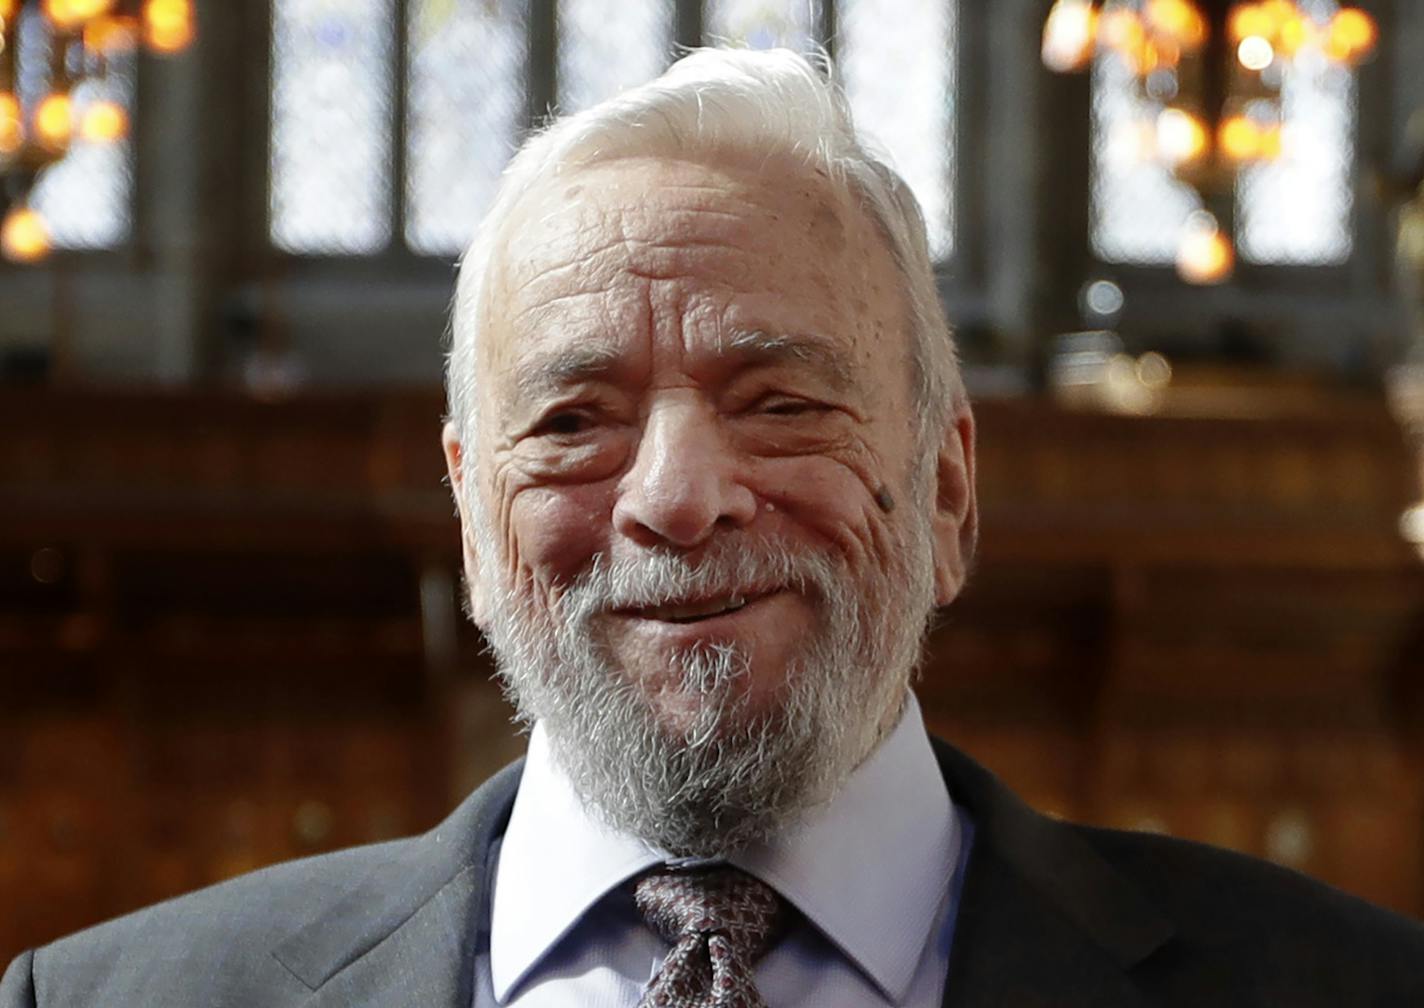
[633,865,791,1008]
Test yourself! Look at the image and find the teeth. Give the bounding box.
[644,594,747,622]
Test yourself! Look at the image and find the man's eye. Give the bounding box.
[542,411,591,435]
[759,398,819,416]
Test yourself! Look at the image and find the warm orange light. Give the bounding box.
[1139,40,1161,74]
[1277,13,1313,57]
[80,98,128,141]
[1177,223,1234,284]
[1229,3,1271,43]
[1218,115,1261,161]
[1257,124,1283,160]
[1145,0,1191,37]
[1152,37,1182,69]
[143,0,195,53]
[84,14,139,53]
[1259,0,1297,34]
[0,91,22,156]
[34,92,73,152]
[1325,7,1377,64]
[1099,7,1147,63]
[1157,107,1209,166]
[1,207,51,264]
[1042,0,1097,73]
[0,0,17,20]
[43,0,115,30]
[1145,0,1205,49]
[1179,6,1207,49]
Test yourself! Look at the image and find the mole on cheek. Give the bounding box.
[874,485,896,513]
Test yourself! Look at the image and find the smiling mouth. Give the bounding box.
[627,593,757,624]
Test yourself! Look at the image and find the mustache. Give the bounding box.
[556,537,841,615]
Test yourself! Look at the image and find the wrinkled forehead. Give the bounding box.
[496,155,863,290]
[477,154,902,364]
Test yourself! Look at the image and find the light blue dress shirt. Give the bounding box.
[490,692,972,1006]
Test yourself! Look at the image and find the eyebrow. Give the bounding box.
[513,343,627,401]
[722,329,856,391]
[511,329,856,403]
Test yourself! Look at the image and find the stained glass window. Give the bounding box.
[1091,46,1359,266]
[405,0,528,257]
[838,0,957,259]
[1236,55,1355,264]
[557,0,672,114]
[269,0,396,255]
[15,7,134,249]
[266,0,964,263]
[1090,53,1201,264]
[704,0,819,53]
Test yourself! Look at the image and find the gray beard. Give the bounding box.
[475,517,935,857]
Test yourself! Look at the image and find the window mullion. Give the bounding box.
[391,0,413,254]
[528,0,557,128]
[676,0,701,49]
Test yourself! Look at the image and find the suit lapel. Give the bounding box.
[272,761,523,1008]
[931,739,1173,1008]
[294,864,484,1008]
[267,736,1177,1007]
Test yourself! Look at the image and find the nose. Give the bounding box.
[612,398,758,549]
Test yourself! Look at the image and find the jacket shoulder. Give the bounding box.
[18,838,410,1008]
[1072,822,1424,999]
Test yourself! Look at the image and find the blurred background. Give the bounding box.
[4,0,1424,961]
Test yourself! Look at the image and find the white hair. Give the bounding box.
[445,46,961,452]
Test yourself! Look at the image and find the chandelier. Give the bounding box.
[1042,0,1377,284]
[1,0,195,264]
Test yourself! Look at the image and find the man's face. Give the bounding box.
[445,153,974,853]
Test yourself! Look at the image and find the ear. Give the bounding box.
[442,421,490,627]
[930,407,978,607]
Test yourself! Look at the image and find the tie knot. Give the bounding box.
[634,866,790,964]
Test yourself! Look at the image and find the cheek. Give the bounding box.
[507,482,613,590]
[757,456,888,564]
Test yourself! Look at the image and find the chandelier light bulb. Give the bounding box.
[1098,7,1147,64]
[1276,12,1313,57]
[85,14,138,53]
[34,91,73,152]
[1218,114,1261,161]
[80,98,128,141]
[1156,107,1208,166]
[1041,0,1096,73]
[1325,7,1377,64]
[1177,215,1234,285]
[1237,35,1275,71]
[143,0,195,54]
[1229,4,1265,43]
[1,206,51,263]
[0,91,22,156]
[1145,0,1205,49]
[42,0,115,30]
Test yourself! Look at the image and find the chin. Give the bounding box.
[630,645,792,734]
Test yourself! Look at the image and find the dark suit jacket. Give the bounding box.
[4,737,1423,1006]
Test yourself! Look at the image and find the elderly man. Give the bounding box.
[5,47,1424,1008]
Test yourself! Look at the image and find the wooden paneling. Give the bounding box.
[2,388,1423,963]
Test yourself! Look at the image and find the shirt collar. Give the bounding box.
[489,721,664,1001]
[729,692,957,1001]
[489,692,957,1003]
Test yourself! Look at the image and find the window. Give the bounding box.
[556,0,672,114]
[1091,46,1359,267]
[14,5,136,251]
[268,0,397,254]
[267,0,960,262]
